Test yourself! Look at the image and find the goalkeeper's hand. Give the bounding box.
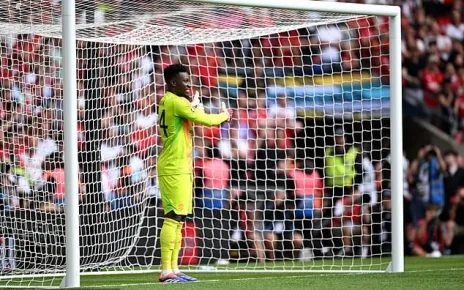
[191,91,203,112]
[221,102,233,122]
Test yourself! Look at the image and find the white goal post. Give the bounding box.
[62,0,80,287]
[0,0,403,288]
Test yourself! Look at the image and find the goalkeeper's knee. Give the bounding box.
[165,211,187,223]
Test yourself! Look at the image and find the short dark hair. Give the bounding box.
[444,149,459,157]
[163,63,188,84]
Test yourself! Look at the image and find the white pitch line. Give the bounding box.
[1,267,462,289]
[89,268,464,288]
[90,275,309,288]
[407,268,464,273]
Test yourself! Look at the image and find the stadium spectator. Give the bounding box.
[358,145,378,205]
[355,146,379,258]
[254,128,287,186]
[278,157,324,259]
[127,144,146,203]
[8,154,31,209]
[450,188,464,253]
[414,203,443,257]
[111,153,135,210]
[22,129,59,189]
[446,9,464,41]
[101,163,115,211]
[376,148,417,256]
[187,44,226,88]
[267,93,303,138]
[132,120,158,155]
[0,183,15,272]
[428,22,453,61]
[370,189,392,256]
[38,152,65,212]
[194,148,240,263]
[201,87,223,115]
[0,156,18,211]
[403,46,426,107]
[324,127,361,199]
[377,145,411,200]
[422,55,444,111]
[145,147,160,200]
[286,158,324,221]
[324,127,363,257]
[217,108,254,185]
[134,92,158,132]
[409,145,447,225]
[101,126,125,164]
[262,186,303,261]
[218,108,253,162]
[440,150,464,254]
[314,23,345,73]
[197,148,233,210]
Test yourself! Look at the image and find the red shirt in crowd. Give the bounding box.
[187,44,221,88]
[131,128,157,153]
[414,219,440,247]
[287,169,324,209]
[201,125,221,146]
[202,158,230,189]
[261,30,301,67]
[422,67,444,107]
[458,93,464,120]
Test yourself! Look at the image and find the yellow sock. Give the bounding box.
[160,218,179,273]
[172,221,184,274]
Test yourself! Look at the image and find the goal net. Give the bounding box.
[0,0,398,287]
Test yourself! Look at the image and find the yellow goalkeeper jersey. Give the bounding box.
[157,92,228,176]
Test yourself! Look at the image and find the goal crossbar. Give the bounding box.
[185,0,401,16]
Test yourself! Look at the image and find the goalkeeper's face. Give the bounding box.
[172,72,191,98]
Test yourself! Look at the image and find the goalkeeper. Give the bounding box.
[157,64,231,283]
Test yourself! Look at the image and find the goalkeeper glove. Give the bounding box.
[221,102,233,122]
[191,91,203,112]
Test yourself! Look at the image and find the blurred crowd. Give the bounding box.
[401,0,464,142]
[193,130,464,261]
[1,0,464,270]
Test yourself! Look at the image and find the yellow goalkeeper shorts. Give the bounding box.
[158,174,193,215]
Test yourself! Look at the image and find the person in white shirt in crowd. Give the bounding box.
[446,10,464,41]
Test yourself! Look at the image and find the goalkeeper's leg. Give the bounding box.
[168,212,199,282]
[160,217,182,280]
[159,175,198,283]
[171,218,183,274]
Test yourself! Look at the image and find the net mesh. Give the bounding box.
[0,1,365,44]
[0,0,393,287]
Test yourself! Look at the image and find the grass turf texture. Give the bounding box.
[1,256,463,289]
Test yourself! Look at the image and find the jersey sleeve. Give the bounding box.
[174,97,228,126]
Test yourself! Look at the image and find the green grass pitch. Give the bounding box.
[82,256,464,290]
[2,256,463,289]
